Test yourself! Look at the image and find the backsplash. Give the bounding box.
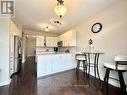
[58,47,76,53]
[36,46,76,53]
[36,47,54,52]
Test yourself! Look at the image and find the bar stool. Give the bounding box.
[104,55,127,93]
[75,53,87,73]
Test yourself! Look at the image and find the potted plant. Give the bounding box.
[88,39,94,52]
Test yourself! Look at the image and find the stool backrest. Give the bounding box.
[75,53,87,60]
[115,56,127,62]
[115,56,127,70]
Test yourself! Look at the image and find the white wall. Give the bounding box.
[72,0,127,87]
[0,19,22,86]
[0,18,10,86]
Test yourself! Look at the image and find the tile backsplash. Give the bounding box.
[36,46,76,53]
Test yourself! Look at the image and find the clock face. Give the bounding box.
[91,23,102,33]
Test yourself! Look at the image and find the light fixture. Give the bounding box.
[53,20,62,26]
[44,26,50,32]
[54,0,67,18]
[41,25,50,32]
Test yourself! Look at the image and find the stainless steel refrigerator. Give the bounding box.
[11,36,22,78]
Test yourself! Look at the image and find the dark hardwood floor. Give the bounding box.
[0,57,37,95]
[0,57,125,95]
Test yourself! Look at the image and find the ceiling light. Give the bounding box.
[53,20,62,26]
[54,0,67,18]
[41,25,50,32]
[44,26,50,32]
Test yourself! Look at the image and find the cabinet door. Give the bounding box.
[46,37,51,47]
[46,37,57,47]
[36,36,44,47]
[62,34,67,46]
[68,54,76,69]
[65,54,70,70]
[37,56,45,77]
[64,32,71,46]
[71,31,76,46]
[52,55,60,73]
[45,55,52,74]
[53,37,58,47]
[40,36,44,46]
[58,30,76,47]
[36,36,40,46]
[60,54,66,71]
[62,54,76,70]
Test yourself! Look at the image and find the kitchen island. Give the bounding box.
[36,53,76,78]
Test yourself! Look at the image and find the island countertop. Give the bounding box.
[36,51,74,55]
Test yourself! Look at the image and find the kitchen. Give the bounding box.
[0,0,127,95]
[35,30,77,77]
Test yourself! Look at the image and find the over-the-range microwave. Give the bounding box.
[57,41,63,47]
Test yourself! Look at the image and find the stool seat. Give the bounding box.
[75,53,87,73]
[76,56,86,61]
[104,55,127,93]
[104,62,127,71]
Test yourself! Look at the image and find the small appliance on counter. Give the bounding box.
[65,49,70,53]
[54,47,58,53]
[57,41,63,47]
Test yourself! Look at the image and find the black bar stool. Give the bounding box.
[104,55,127,93]
[75,53,87,74]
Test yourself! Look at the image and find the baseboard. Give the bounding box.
[38,69,75,79]
[108,79,120,87]
[79,68,122,88]
[0,80,11,87]
[107,78,127,91]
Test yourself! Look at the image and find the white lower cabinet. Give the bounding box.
[60,54,67,71]
[45,55,52,74]
[52,55,60,73]
[37,54,76,78]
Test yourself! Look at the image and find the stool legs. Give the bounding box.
[118,71,126,93]
[76,60,87,73]
[76,60,80,71]
[83,60,87,74]
[104,69,127,94]
[104,68,110,86]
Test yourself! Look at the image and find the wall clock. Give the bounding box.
[91,23,102,33]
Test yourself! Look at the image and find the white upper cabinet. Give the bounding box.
[36,36,57,47]
[36,36,44,47]
[58,30,76,47]
[36,30,76,47]
[46,37,57,47]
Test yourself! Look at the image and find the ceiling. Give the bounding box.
[15,0,118,35]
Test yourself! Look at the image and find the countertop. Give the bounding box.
[36,52,73,55]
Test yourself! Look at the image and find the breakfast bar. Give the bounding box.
[37,53,76,78]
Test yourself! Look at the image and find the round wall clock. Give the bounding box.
[91,23,102,33]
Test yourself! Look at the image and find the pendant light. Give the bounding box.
[54,0,67,18]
